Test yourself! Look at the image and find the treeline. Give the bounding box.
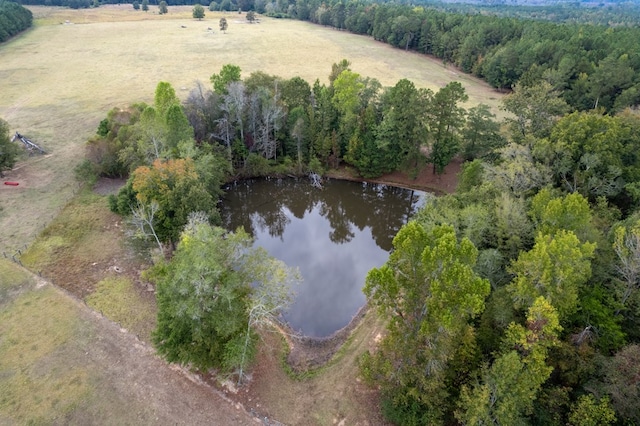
[415,1,640,27]
[0,0,32,42]
[262,0,640,114]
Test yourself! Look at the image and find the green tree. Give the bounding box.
[501,81,569,143]
[376,79,429,177]
[457,297,561,425]
[142,0,148,11]
[219,16,228,33]
[210,63,241,95]
[154,81,180,118]
[192,3,205,19]
[508,230,596,321]
[534,112,627,200]
[133,1,140,10]
[567,394,616,426]
[246,10,256,23]
[131,158,215,245]
[152,219,297,375]
[426,81,468,174]
[362,222,490,424]
[0,118,19,177]
[461,104,504,161]
[158,0,168,14]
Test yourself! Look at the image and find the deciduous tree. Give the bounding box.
[0,118,19,177]
[362,222,490,424]
[192,3,205,20]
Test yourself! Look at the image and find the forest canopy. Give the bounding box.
[0,0,32,43]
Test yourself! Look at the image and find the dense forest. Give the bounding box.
[81,54,640,423]
[0,0,32,42]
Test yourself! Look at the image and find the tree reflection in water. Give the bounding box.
[220,178,427,337]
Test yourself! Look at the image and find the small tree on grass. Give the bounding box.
[0,118,20,178]
[158,1,168,14]
[219,16,228,33]
[133,0,140,10]
[246,10,256,23]
[208,1,218,11]
[192,3,205,20]
[142,0,148,11]
[151,217,298,378]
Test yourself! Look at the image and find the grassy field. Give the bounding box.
[0,4,504,254]
[0,259,256,424]
[0,6,505,424]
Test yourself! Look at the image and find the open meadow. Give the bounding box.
[0,6,504,424]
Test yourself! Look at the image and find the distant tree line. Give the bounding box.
[0,0,32,42]
[413,0,640,27]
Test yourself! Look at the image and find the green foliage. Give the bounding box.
[158,0,168,14]
[210,64,240,94]
[427,81,468,174]
[132,158,216,244]
[568,394,616,426]
[192,3,205,20]
[508,230,596,321]
[363,222,490,424]
[141,0,148,11]
[0,118,20,177]
[133,1,140,10]
[457,297,561,425]
[152,223,253,371]
[152,220,296,375]
[0,1,32,43]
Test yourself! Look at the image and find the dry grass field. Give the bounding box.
[0,6,505,424]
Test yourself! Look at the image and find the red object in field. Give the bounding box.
[4,182,19,186]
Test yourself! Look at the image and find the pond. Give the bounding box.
[220,178,428,337]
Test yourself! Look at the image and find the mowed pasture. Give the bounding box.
[0,4,503,254]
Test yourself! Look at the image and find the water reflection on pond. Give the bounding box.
[220,178,428,337]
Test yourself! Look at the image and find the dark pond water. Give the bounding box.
[220,178,428,337]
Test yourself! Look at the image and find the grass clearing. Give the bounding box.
[86,276,156,340]
[0,283,91,425]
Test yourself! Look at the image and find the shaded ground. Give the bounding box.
[328,158,463,195]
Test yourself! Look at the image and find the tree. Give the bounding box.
[508,230,596,321]
[534,112,627,200]
[246,10,256,23]
[362,222,490,424]
[376,79,429,177]
[133,1,140,10]
[142,0,148,12]
[131,158,216,245]
[158,1,168,14]
[192,3,205,20]
[426,81,468,174]
[598,344,640,424]
[210,63,241,95]
[457,297,561,425]
[567,394,616,426]
[152,219,297,376]
[502,81,570,143]
[219,16,228,33]
[0,118,19,177]
[461,104,504,161]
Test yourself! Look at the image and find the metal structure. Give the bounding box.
[10,132,46,154]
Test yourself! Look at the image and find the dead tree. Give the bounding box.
[12,132,46,154]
